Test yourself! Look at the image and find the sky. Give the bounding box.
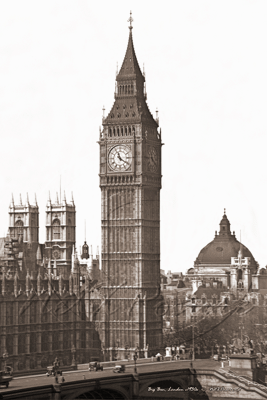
[0,0,267,273]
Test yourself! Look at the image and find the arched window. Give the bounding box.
[52,219,60,240]
[125,127,128,136]
[237,269,242,281]
[30,333,36,353]
[18,333,26,354]
[68,219,72,240]
[15,220,24,239]
[41,331,48,352]
[121,127,124,136]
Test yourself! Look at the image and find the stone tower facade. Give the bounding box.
[9,194,39,244]
[98,18,163,359]
[45,193,76,278]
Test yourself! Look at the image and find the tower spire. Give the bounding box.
[128,10,133,30]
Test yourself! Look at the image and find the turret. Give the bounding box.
[36,245,42,266]
[37,269,41,296]
[69,274,73,296]
[14,270,19,297]
[59,272,63,296]
[53,257,57,277]
[26,269,31,297]
[2,271,5,296]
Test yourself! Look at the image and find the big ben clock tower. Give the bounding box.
[98,14,163,359]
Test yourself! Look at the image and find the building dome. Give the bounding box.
[194,212,257,272]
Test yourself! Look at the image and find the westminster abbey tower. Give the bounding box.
[98,15,163,359]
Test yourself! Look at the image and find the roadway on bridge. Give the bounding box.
[0,359,221,393]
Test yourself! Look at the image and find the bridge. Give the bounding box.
[1,359,267,399]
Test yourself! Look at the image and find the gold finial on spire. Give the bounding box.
[128,11,133,30]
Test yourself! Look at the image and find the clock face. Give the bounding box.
[147,146,158,172]
[53,250,60,259]
[108,145,132,172]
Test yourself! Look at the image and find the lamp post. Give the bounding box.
[3,350,8,372]
[192,321,195,362]
[71,345,76,367]
[125,344,129,361]
[134,346,139,374]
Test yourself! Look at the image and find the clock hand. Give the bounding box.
[117,152,123,161]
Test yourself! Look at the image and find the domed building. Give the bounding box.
[186,211,259,295]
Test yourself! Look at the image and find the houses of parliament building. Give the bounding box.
[0,193,102,372]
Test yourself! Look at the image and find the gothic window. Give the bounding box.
[41,331,48,352]
[18,333,26,354]
[80,300,86,321]
[109,128,112,137]
[63,331,71,349]
[19,304,25,325]
[131,84,133,94]
[117,127,120,136]
[121,127,124,136]
[63,300,69,322]
[6,302,13,325]
[15,219,24,240]
[30,333,36,353]
[41,303,48,323]
[129,127,131,135]
[30,300,36,323]
[52,302,58,323]
[52,219,60,240]
[113,128,116,136]
[80,331,86,348]
[132,126,135,133]
[68,218,72,240]
[125,127,128,135]
[6,335,13,355]
[52,331,59,351]
[212,297,216,304]
[202,297,206,305]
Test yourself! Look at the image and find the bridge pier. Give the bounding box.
[132,372,139,399]
[53,383,61,400]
